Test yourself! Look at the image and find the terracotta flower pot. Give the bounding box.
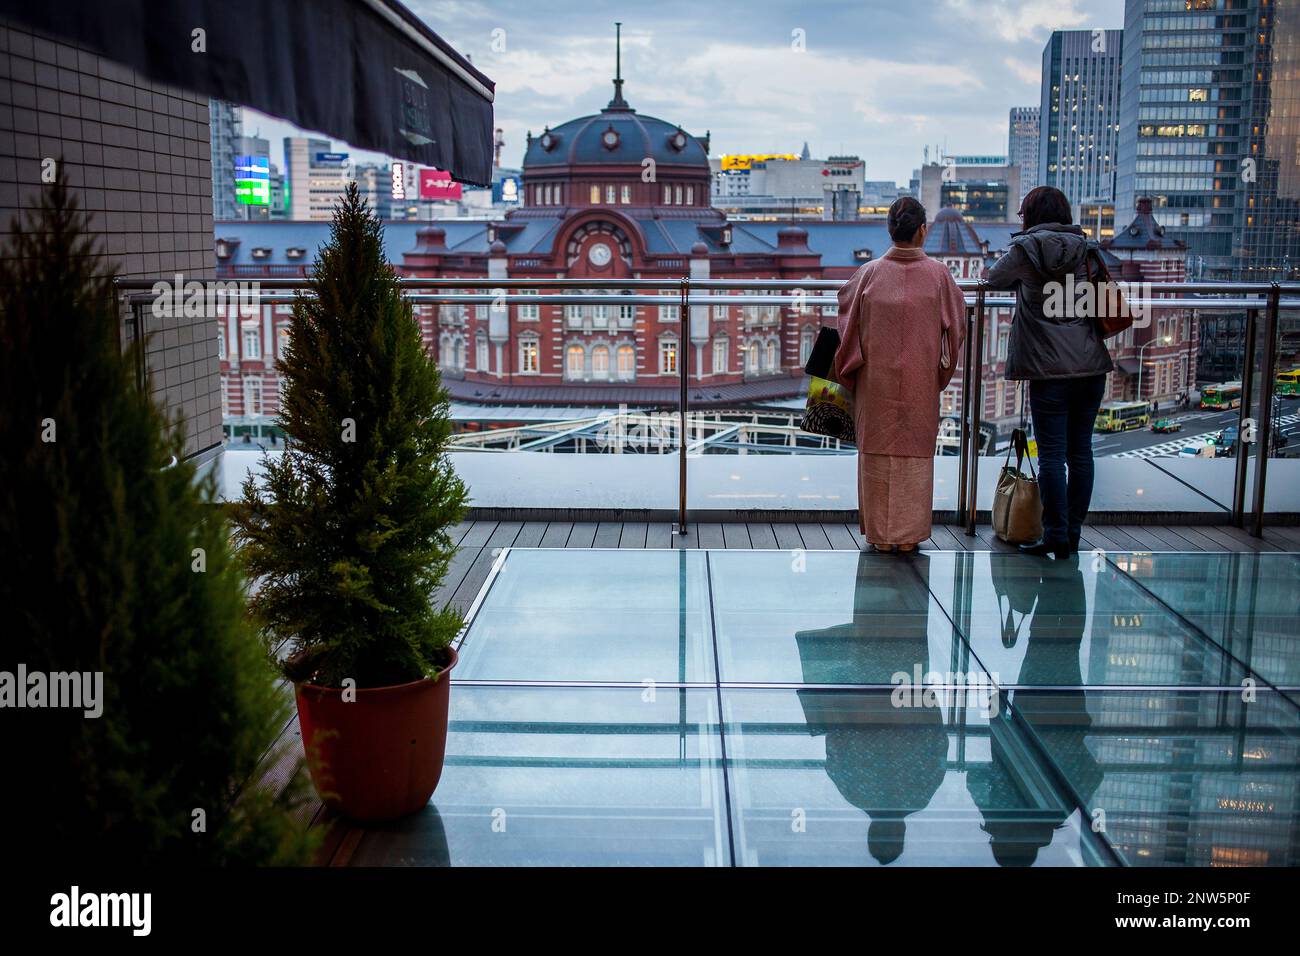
[295,647,457,823]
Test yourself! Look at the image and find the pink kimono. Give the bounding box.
[832,245,967,546]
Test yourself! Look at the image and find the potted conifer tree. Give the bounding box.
[234,184,468,822]
[0,176,316,864]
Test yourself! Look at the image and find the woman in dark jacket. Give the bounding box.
[984,186,1112,558]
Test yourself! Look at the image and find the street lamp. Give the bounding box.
[1136,335,1172,406]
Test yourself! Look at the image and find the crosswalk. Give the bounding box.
[1110,412,1300,459]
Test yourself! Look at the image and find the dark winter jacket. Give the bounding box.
[984,223,1113,381]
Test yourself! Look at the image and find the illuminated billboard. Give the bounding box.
[234,155,270,206]
[719,153,799,171]
[419,168,462,200]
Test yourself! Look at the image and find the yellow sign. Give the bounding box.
[720,153,800,171]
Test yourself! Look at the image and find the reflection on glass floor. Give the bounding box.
[348,548,1300,867]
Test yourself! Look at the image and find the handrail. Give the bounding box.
[117,290,1300,311]
[115,275,1298,536]
[114,276,1300,293]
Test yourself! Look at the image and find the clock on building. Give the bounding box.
[601,126,621,150]
[588,242,612,267]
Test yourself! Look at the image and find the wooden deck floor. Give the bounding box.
[254,517,1300,865]
[432,519,1300,617]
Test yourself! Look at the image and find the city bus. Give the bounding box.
[1276,368,1300,398]
[1095,401,1151,432]
[1200,382,1242,410]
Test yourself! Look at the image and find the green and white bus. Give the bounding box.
[1200,382,1242,410]
[1095,401,1151,432]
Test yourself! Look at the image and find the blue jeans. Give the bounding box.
[1028,375,1107,546]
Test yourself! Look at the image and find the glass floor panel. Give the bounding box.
[723,688,1108,866]
[377,547,1300,867]
[1006,688,1300,867]
[710,551,973,684]
[924,552,1254,688]
[1110,552,1300,693]
[346,686,728,866]
[457,549,714,683]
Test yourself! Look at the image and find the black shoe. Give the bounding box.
[1018,539,1070,559]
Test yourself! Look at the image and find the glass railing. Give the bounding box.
[116,277,1300,536]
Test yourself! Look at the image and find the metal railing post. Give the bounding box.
[1251,284,1281,538]
[965,284,987,536]
[1231,308,1257,527]
[956,304,974,521]
[677,276,690,536]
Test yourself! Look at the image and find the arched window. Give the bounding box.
[519,336,540,374]
[659,337,678,375]
[765,338,778,370]
[616,344,636,380]
[590,184,600,204]
[592,346,610,378]
[476,332,488,371]
[566,344,585,378]
[799,327,815,366]
[686,185,694,205]
[747,341,759,373]
[712,336,728,374]
[663,184,672,204]
[606,184,617,204]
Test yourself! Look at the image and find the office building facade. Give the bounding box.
[1039,29,1123,210]
[1008,106,1040,206]
[1114,0,1300,281]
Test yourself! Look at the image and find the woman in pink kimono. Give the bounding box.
[832,197,967,552]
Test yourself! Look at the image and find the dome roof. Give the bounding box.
[525,27,710,176]
[925,207,985,256]
[524,105,709,171]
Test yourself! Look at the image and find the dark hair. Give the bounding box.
[1019,186,1072,228]
[887,196,926,243]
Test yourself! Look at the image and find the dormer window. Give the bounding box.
[854,248,872,262]
[721,226,733,246]
[251,247,271,260]
[285,247,306,260]
[215,239,233,259]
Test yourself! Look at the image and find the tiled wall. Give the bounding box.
[0,20,223,459]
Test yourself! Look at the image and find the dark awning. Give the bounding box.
[1115,358,1141,375]
[0,0,495,185]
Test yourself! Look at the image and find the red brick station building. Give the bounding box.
[213,78,1190,432]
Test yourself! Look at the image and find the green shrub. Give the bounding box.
[0,176,316,865]
[232,184,468,689]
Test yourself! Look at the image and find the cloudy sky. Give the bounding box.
[245,0,1124,184]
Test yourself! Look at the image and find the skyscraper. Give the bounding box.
[1008,106,1040,206]
[284,137,351,221]
[1114,0,1300,281]
[209,99,242,221]
[1038,29,1123,211]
